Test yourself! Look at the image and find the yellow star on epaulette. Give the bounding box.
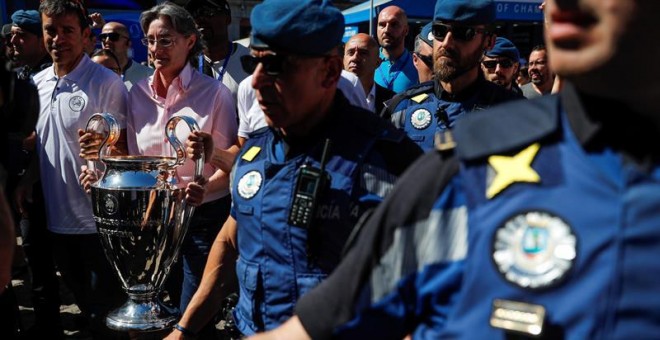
[486,143,541,199]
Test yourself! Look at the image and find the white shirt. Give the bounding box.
[366,84,377,113]
[123,59,153,91]
[204,42,251,104]
[34,54,128,234]
[340,70,368,110]
[237,71,369,137]
[127,64,237,203]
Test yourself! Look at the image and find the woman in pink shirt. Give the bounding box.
[128,4,238,337]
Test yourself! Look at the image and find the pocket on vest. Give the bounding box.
[236,258,261,331]
[296,273,327,298]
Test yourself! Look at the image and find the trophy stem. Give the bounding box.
[106,293,179,332]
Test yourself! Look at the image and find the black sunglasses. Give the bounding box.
[99,32,128,42]
[482,59,515,69]
[240,54,288,76]
[432,23,489,42]
[415,52,433,69]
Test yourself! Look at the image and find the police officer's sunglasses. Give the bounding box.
[432,22,489,42]
[482,59,515,69]
[414,52,433,69]
[99,32,129,42]
[240,54,287,76]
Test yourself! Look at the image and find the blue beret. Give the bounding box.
[486,37,520,62]
[250,0,344,56]
[11,10,42,36]
[419,22,433,47]
[434,0,495,25]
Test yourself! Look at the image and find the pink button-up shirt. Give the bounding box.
[127,63,237,202]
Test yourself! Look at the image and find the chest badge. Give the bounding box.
[486,143,541,199]
[68,95,86,112]
[237,170,262,199]
[410,108,432,130]
[492,211,577,290]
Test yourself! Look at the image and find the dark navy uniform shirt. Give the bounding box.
[296,83,660,339]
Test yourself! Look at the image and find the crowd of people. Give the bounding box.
[1,0,659,339]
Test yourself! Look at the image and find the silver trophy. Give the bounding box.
[85,113,204,332]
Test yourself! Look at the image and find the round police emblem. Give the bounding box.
[410,108,432,130]
[492,211,577,290]
[69,95,85,111]
[103,194,119,215]
[237,171,262,199]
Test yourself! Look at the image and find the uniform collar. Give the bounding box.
[562,82,660,168]
[49,53,90,82]
[434,71,488,102]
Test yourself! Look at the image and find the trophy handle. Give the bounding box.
[84,113,120,172]
[165,116,204,178]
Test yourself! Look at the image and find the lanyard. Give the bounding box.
[199,42,233,81]
[378,50,410,90]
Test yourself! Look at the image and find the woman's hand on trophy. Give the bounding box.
[79,164,99,194]
[186,131,214,163]
[185,176,207,206]
[78,128,104,160]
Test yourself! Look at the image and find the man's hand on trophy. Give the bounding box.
[186,131,214,163]
[79,164,99,194]
[185,176,207,206]
[78,128,105,160]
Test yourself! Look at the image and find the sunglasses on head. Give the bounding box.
[432,23,489,42]
[240,54,288,76]
[482,59,514,69]
[99,32,128,42]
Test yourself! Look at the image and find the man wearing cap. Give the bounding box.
[412,22,434,84]
[375,6,418,94]
[10,10,52,80]
[165,0,421,338]
[343,33,395,115]
[383,0,520,152]
[185,0,250,102]
[99,21,152,90]
[481,37,524,96]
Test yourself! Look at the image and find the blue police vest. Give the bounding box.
[390,78,520,152]
[436,95,660,338]
[232,108,405,334]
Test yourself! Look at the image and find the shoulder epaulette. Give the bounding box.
[453,95,560,161]
[380,81,435,119]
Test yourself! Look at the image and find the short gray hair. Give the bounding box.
[140,2,203,64]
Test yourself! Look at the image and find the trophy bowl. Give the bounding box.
[86,114,203,332]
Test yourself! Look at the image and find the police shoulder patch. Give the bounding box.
[237,170,262,199]
[492,210,577,290]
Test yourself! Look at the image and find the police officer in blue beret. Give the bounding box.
[251,0,660,338]
[166,0,422,338]
[10,9,52,80]
[481,37,524,96]
[382,0,521,152]
[411,22,434,84]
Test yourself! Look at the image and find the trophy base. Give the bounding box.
[106,298,180,332]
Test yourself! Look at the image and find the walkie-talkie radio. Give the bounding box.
[288,139,331,229]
